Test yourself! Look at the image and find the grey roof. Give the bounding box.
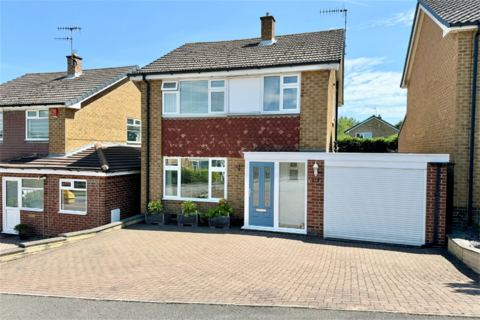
[0,65,139,107]
[0,144,141,173]
[132,29,345,75]
[344,115,399,133]
[419,0,480,26]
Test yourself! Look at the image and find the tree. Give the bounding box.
[394,120,404,130]
[337,116,360,139]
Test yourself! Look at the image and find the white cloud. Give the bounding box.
[371,8,415,27]
[341,57,406,118]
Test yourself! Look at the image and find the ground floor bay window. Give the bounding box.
[243,155,307,234]
[163,157,227,201]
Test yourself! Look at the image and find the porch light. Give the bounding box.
[39,175,47,180]
[313,162,319,176]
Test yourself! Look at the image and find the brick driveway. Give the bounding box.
[1,224,479,316]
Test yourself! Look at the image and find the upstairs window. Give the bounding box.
[356,132,372,139]
[127,118,141,143]
[26,110,49,140]
[263,75,300,112]
[0,110,3,140]
[162,79,226,115]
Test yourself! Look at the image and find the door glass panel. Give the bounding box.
[279,162,306,229]
[253,166,259,206]
[264,167,271,207]
[6,181,19,207]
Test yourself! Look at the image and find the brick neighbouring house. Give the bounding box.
[0,55,142,236]
[344,115,399,139]
[398,0,480,228]
[129,13,449,246]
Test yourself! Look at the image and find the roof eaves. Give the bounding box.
[344,115,376,133]
[401,3,420,88]
[417,0,451,27]
[65,65,139,107]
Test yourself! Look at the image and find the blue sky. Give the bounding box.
[1,0,416,125]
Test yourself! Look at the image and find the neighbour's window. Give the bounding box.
[263,75,300,112]
[26,110,49,140]
[163,157,227,201]
[60,179,87,214]
[0,110,3,140]
[162,80,226,114]
[21,179,44,210]
[356,132,372,139]
[127,118,141,143]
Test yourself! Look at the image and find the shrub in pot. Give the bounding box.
[177,201,201,227]
[205,199,233,229]
[145,200,169,225]
[14,223,33,240]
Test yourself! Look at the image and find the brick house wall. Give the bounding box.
[398,11,480,226]
[306,160,324,236]
[139,70,334,215]
[0,172,140,237]
[425,164,447,246]
[0,111,49,161]
[347,118,399,138]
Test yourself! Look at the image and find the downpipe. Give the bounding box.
[142,75,151,212]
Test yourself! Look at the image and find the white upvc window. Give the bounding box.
[163,157,227,202]
[0,110,3,140]
[26,109,49,140]
[127,118,141,143]
[21,179,44,211]
[356,132,372,139]
[262,74,300,113]
[162,79,226,115]
[59,179,87,215]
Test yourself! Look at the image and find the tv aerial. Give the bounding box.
[55,23,82,55]
[320,5,348,49]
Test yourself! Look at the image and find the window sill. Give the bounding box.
[58,210,87,215]
[127,141,141,145]
[162,197,223,203]
[20,208,43,212]
[25,139,49,143]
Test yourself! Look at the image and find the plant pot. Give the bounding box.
[145,213,170,225]
[177,214,198,227]
[19,234,28,241]
[208,216,230,229]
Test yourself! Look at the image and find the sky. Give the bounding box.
[0,0,416,125]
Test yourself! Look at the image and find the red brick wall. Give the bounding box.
[425,164,447,246]
[162,117,300,158]
[306,160,324,236]
[0,172,140,237]
[0,111,49,161]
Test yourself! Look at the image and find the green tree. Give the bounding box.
[394,120,404,130]
[337,116,360,139]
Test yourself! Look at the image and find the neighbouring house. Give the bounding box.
[344,115,399,139]
[0,54,142,237]
[398,0,480,227]
[130,13,449,247]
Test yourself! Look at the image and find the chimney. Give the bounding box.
[377,114,382,119]
[67,53,83,77]
[260,13,276,46]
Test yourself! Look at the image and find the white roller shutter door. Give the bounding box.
[324,166,426,246]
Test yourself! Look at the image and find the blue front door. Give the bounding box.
[249,162,274,227]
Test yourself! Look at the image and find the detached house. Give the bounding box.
[399,0,480,227]
[0,54,142,236]
[344,115,399,139]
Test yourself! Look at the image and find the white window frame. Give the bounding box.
[162,157,227,202]
[20,179,44,211]
[261,74,301,114]
[161,81,178,91]
[356,132,372,139]
[59,179,87,215]
[25,109,49,141]
[208,79,226,114]
[127,118,141,144]
[0,110,3,140]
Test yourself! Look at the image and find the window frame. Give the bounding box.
[59,179,87,215]
[261,74,301,114]
[127,118,142,144]
[162,157,228,202]
[18,178,44,212]
[356,132,373,139]
[161,81,179,91]
[25,109,49,141]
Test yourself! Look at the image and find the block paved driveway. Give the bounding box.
[1,224,479,317]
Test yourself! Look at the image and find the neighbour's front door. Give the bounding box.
[3,178,21,234]
[249,162,274,227]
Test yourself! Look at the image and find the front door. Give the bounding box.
[249,162,274,227]
[3,178,21,234]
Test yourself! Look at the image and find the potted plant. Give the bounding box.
[205,199,233,229]
[145,200,169,225]
[14,223,33,240]
[177,201,200,227]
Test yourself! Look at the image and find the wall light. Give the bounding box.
[313,162,319,176]
[39,175,47,180]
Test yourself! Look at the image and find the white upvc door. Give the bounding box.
[2,177,21,234]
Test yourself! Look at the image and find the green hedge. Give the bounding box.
[337,135,398,153]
